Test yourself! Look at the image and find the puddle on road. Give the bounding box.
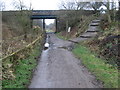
[40,49,49,64]
[43,47,49,50]
[58,46,67,49]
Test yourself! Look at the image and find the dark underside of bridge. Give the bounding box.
[31,15,57,19]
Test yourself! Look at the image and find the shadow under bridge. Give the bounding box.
[31,15,58,33]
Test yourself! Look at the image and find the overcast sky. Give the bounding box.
[2,0,60,10]
[1,0,119,11]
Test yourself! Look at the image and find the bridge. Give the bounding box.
[31,15,57,32]
[2,10,94,33]
[31,10,94,32]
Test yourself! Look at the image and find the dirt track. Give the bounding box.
[29,34,103,88]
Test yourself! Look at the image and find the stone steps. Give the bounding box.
[90,19,100,26]
[90,23,99,26]
[92,20,101,23]
[80,35,93,38]
[69,19,101,42]
[86,30,99,32]
[82,19,101,37]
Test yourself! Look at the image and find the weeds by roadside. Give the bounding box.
[2,46,41,88]
[56,32,69,40]
[72,44,118,88]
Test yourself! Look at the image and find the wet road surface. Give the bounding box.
[29,34,103,88]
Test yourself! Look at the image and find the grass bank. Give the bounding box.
[72,44,118,88]
[56,32,69,40]
[2,46,41,88]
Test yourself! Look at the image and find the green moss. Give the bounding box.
[72,44,118,88]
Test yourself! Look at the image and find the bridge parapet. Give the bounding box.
[32,10,94,16]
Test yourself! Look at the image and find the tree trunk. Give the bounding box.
[116,1,120,21]
[107,2,111,23]
[119,1,120,11]
[108,14,112,23]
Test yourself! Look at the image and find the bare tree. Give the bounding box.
[102,1,112,23]
[118,1,120,10]
[12,0,33,40]
[13,0,27,11]
[59,0,88,10]
[76,2,89,10]
[0,1,5,11]
[88,2,102,14]
[116,0,120,20]
[29,2,33,10]
[102,0,117,23]
[13,0,33,11]
[59,0,76,10]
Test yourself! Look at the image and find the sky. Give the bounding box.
[1,0,119,11]
[45,19,55,25]
[2,0,60,10]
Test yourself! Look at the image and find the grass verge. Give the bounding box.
[2,46,41,88]
[72,44,118,88]
[56,32,69,40]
